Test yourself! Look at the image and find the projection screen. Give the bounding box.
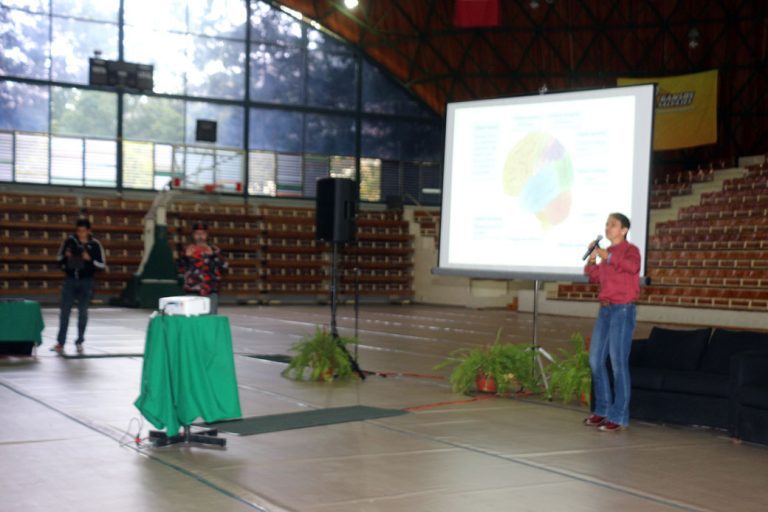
[436,84,655,281]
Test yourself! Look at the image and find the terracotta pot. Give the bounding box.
[475,374,498,393]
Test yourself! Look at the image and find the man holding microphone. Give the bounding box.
[582,213,641,432]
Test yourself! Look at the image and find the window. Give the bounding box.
[276,153,302,196]
[248,150,276,196]
[187,35,245,100]
[188,0,246,39]
[0,132,14,181]
[15,133,49,183]
[0,0,443,200]
[361,119,400,160]
[249,108,302,153]
[213,149,244,192]
[123,95,184,144]
[379,160,401,200]
[401,121,443,162]
[362,61,435,117]
[0,81,49,132]
[51,17,118,84]
[123,27,188,95]
[122,140,153,189]
[307,50,357,109]
[250,1,302,47]
[181,147,243,191]
[153,143,182,190]
[305,114,355,156]
[123,0,186,32]
[51,87,117,138]
[85,139,117,187]
[330,155,355,179]
[360,158,381,202]
[3,1,49,12]
[402,161,420,203]
[0,7,50,80]
[52,0,119,22]
[185,101,244,148]
[250,43,304,104]
[51,136,83,185]
[302,155,328,198]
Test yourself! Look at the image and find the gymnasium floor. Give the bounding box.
[1,305,766,512]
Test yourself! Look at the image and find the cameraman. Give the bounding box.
[52,218,105,354]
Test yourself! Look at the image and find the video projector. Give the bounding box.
[158,296,210,316]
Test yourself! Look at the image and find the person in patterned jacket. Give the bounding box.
[177,222,227,314]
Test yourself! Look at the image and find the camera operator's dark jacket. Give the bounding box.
[56,234,106,279]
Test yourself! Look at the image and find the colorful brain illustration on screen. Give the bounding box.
[503,132,574,227]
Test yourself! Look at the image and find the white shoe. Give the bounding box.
[51,344,64,355]
[76,344,84,355]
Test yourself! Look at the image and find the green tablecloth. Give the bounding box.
[134,315,242,434]
[0,301,44,345]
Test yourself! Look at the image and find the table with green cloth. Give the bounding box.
[0,300,45,346]
[134,315,242,435]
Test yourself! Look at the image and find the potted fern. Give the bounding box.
[283,327,359,382]
[547,332,591,406]
[435,328,541,395]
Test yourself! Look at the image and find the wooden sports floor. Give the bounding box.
[1,304,766,512]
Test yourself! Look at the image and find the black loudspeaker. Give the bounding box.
[196,119,217,143]
[316,177,357,243]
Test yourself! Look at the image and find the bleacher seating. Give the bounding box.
[341,210,413,300]
[259,205,326,299]
[413,209,440,239]
[0,193,148,301]
[650,166,716,209]
[1,191,416,304]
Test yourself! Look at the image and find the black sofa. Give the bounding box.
[730,350,768,445]
[629,326,768,430]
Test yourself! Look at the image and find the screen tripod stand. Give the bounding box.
[531,279,555,394]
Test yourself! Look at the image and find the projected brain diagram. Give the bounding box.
[503,132,574,227]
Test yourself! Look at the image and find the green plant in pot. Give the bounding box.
[283,327,359,382]
[435,328,542,395]
[546,332,591,406]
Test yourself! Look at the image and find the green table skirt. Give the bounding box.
[134,315,242,434]
[0,301,44,345]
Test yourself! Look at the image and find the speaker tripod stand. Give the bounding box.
[316,177,366,380]
[329,241,366,380]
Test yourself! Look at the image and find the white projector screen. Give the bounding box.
[437,84,655,281]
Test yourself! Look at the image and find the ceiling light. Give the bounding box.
[344,0,359,8]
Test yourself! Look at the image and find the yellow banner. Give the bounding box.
[618,69,718,150]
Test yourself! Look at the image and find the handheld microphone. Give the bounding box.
[582,235,603,261]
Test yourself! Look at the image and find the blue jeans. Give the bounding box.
[589,303,637,426]
[57,277,94,345]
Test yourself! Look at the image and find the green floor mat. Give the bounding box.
[243,354,292,364]
[202,406,408,436]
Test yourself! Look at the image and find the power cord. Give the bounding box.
[118,417,145,448]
